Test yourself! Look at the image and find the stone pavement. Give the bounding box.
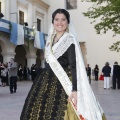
[0,80,120,120]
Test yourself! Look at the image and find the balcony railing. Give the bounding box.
[0,19,10,33]
[0,18,47,49]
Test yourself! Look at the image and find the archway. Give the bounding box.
[15,45,26,68]
[0,45,3,63]
[36,49,41,67]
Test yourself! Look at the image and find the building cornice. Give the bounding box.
[26,0,49,11]
[17,0,28,9]
[36,10,44,18]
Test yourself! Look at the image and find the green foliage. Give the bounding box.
[81,0,120,52]
[109,41,120,52]
[82,0,120,36]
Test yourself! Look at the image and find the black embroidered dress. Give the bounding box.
[20,44,79,120]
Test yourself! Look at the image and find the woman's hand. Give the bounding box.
[69,91,77,108]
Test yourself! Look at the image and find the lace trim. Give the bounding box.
[52,35,74,59]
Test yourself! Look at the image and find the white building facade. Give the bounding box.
[0,0,49,68]
[47,0,120,72]
[0,0,120,73]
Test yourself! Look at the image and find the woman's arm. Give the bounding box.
[67,44,77,91]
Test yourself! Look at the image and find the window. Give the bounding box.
[66,0,77,10]
[19,11,24,25]
[0,2,1,13]
[37,19,41,31]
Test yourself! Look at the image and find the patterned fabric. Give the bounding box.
[20,68,79,120]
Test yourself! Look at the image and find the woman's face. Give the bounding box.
[53,13,68,33]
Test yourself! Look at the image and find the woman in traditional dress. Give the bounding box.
[20,9,106,120]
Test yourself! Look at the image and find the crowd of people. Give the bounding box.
[102,61,120,90]
[1,60,118,91]
[86,62,120,90]
[86,64,99,84]
[0,60,43,93]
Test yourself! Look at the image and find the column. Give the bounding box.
[10,0,17,23]
[5,0,10,21]
[27,3,33,28]
[33,5,36,26]
[1,0,5,19]
[26,54,37,69]
[41,59,45,68]
[2,52,15,63]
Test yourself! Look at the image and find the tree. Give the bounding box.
[81,0,120,52]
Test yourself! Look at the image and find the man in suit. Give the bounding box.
[112,61,120,89]
[86,64,91,84]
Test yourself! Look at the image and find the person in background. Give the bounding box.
[92,69,95,80]
[1,64,8,87]
[9,58,17,94]
[18,64,23,81]
[27,67,31,80]
[0,62,2,84]
[31,64,36,81]
[112,61,120,89]
[23,65,28,80]
[94,64,99,81]
[0,63,5,86]
[5,62,9,86]
[86,64,91,84]
[102,62,111,89]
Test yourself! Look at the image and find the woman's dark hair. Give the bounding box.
[52,8,70,24]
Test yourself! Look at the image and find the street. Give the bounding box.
[0,80,120,120]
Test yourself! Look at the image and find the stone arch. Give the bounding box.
[36,49,41,67]
[36,49,44,67]
[0,40,7,63]
[15,45,26,68]
[36,49,41,66]
[0,45,3,63]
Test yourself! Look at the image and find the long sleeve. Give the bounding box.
[67,44,77,91]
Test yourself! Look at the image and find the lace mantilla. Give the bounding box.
[52,34,74,59]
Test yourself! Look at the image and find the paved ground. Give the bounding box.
[0,80,120,120]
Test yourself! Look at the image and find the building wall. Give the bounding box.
[47,0,120,73]
[0,0,50,69]
[1,0,120,72]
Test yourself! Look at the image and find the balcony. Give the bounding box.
[0,19,47,49]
